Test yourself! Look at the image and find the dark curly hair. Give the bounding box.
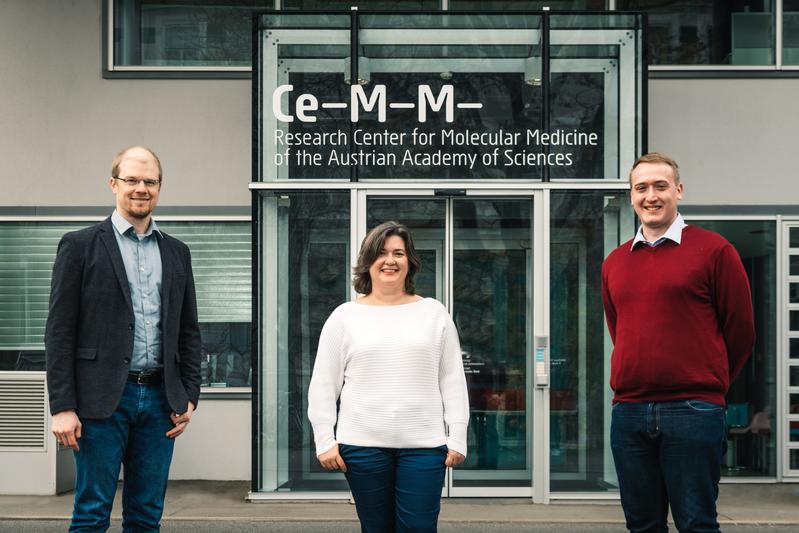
[352,221,421,295]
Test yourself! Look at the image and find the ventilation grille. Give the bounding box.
[0,377,46,449]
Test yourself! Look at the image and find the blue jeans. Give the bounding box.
[70,381,175,533]
[339,444,448,533]
[611,401,727,533]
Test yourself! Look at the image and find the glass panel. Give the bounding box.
[356,13,544,180]
[284,0,437,9]
[258,13,352,181]
[790,283,799,304]
[0,222,88,351]
[792,226,799,248]
[792,449,799,470]
[791,338,799,359]
[690,220,776,477]
[258,190,350,492]
[366,198,446,303]
[617,1,775,65]
[549,13,644,180]
[114,0,273,67]
[792,255,799,276]
[451,199,532,488]
[550,190,635,491]
[791,366,799,387]
[791,421,799,442]
[792,311,799,332]
[783,1,799,65]
[450,1,606,10]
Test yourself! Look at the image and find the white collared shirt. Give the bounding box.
[631,213,686,250]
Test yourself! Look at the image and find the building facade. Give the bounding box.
[0,0,798,502]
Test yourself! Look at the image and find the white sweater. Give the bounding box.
[307,298,470,457]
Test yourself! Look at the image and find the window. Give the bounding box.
[0,220,251,390]
[688,219,777,478]
[113,0,274,68]
[786,223,799,476]
[785,1,799,65]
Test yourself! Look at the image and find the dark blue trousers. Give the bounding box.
[339,444,448,533]
[70,381,175,533]
[611,400,727,533]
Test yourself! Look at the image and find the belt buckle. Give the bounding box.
[137,373,146,384]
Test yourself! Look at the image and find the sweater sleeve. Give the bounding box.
[439,314,470,457]
[601,260,617,345]
[713,243,755,382]
[307,311,346,457]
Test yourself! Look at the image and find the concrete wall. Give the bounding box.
[648,78,799,206]
[170,398,251,480]
[0,0,251,208]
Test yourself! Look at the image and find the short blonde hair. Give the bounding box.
[111,146,163,181]
[629,152,680,185]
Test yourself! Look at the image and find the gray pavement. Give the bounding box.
[2,522,799,533]
[0,480,797,531]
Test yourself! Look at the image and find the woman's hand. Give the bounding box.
[318,443,347,472]
[445,449,465,467]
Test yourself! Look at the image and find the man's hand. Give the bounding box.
[318,444,347,472]
[445,449,465,467]
[166,401,195,438]
[51,410,82,451]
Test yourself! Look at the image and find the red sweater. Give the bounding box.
[601,225,755,405]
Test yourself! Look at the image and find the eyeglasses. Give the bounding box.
[113,177,161,188]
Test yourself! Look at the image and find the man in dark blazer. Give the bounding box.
[46,146,201,532]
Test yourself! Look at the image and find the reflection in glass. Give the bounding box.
[784,1,799,65]
[791,421,799,442]
[259,191,350,492]
[791,366,799,387]
[791,226,799,248]
[617,1,775,65]
[284,0,437,9]
[450,0,605,9]
[790,283,799,304]
[791,338,799,359]
[115,0,273,66]
[452,199,532,488]
[792,256,799,276]
[792,311,799,332]
[691,220,776,478]
[550,190,633,491]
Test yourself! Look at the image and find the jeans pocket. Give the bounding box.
[685,400,723,412]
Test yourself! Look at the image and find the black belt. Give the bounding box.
[128,370,163,385]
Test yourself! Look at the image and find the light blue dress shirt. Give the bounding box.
[631,213,686,250]
[111,210,163,371]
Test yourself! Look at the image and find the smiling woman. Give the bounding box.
[307,220,469,533]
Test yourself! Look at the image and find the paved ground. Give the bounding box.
[2,522,799,533]
[1,480,797,532]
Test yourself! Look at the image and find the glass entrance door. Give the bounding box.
[361,190,537,497]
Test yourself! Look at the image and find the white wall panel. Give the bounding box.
[0,1,251,208]
[649,78,799,206]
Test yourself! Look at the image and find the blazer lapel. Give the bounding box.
[99,218,134,316]
[157,234,173,330]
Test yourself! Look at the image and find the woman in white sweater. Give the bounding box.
[308,221,469,533]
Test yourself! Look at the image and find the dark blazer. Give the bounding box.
[45,217,202,419]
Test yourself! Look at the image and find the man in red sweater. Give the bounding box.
[602,153,755,533]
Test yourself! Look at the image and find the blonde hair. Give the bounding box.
[629,152,680,185]
[111,146,163,181]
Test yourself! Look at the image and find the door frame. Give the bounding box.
[355,186,550,501]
